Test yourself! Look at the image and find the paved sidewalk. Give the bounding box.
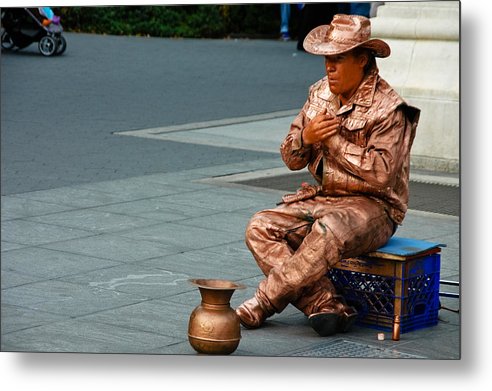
[1,114,460,358]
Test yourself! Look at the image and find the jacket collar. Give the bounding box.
[336,66,379,115]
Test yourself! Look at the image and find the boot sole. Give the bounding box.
[308,312,339,337]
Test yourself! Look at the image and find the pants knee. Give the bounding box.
[245,211,273,247]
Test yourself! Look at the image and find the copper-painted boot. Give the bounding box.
[308,307,358,336]
[308,296,358,336]
[236,296,273,329]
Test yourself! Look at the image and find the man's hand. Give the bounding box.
[302,111,340,146]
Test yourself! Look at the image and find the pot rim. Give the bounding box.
[188,278,246,290]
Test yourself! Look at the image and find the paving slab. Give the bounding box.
[1,219,95,247]
[119,221,244,250]
[61,263,191,299]
[1,318,181,353]
[25,209,162,234]
[92,197,220,222]
[1,247,119,280]
[153,188,273,213]
[1,304,67,335]
[74,177,200,200]
[1,195,76,221]
[141,248,259,281]
[1,270,42,289]
[77,299,195,340]
[0,241,28,252]
[13,187,132,208]
[2,279,148,317]
[176,210,252,235]
[42,233,186,263]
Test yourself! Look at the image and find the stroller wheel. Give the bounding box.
[55,36,67,55]
[1,31,15,50]
[38,35,57,56]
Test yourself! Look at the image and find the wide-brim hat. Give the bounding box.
[303,14,390,58]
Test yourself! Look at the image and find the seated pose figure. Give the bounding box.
[236,14,420,336]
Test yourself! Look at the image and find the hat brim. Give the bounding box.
[303,25,391,58]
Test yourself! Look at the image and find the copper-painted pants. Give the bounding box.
[245,195,395,316]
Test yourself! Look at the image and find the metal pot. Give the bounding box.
[188,278,245,355]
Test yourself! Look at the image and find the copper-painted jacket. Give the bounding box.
[280,66,420,224]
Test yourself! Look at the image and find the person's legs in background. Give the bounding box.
[338,2,372,17]
[297,2,338,51]
[349,2,371,17]
[280,3,291,41]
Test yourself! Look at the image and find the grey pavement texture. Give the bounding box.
[1,160,460,358]
[1,32,459,360]
[1,123,460,358]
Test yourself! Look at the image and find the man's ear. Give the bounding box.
[359,52,369,69]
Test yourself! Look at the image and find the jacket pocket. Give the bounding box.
[341,117,367,146]
[342,117,367,131]
[306,103,326,120]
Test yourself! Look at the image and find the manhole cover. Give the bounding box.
[284,339,426,359]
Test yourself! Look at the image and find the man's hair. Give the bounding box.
[352,47,377,74]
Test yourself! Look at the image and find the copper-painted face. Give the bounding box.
[324,50,367,105]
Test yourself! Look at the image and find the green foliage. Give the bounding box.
[58,4,284,39]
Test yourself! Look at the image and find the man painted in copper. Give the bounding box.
[236,14,420,336]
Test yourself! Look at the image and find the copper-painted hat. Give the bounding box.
[303,14,390,58]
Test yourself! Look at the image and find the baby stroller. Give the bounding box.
[1,7,67,56]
